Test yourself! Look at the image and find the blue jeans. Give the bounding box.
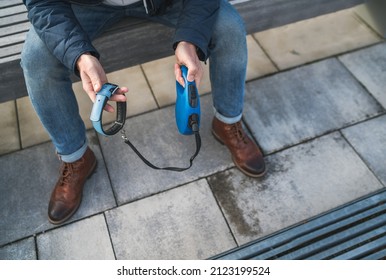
[21,0,247,162]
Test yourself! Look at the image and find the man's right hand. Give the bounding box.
[174,41,203,88]
[76,53,127,112]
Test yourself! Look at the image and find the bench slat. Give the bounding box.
[332,235,386,260]
[0,13,28,27]
[0,32,26,47]
[306,227,386,259]
[212,189,386,260]
[362,249,386,260]
[253,204,386,259]
[277,213,386,259]
[0,54,20,64]
[0,22,30,38]
[0,0,22,8]
[0,5,27,18]
[0,43,24,59]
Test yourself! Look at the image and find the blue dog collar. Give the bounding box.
[90,83,126,136]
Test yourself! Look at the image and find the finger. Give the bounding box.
[116,87,129,95]
[110,87,128,102]
[185,63,203,87]
[185,64,197,82]
[85,65,107,93]
[79,73,96,102]
[85,85,97,103]
[103,103,115,113]
[174,63,185,87]
[91,75,106,93]
[110,93,126,103]
[105,87,128,112]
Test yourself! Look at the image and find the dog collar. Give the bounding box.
[90,83,126,136]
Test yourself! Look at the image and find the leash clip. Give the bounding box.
[120,129,128,142]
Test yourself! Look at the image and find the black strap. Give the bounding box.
[122,130,201,172]
[103,101,127,136]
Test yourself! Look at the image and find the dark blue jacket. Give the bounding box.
[23,0,220,74]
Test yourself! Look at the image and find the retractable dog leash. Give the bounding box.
[90,66,201,171]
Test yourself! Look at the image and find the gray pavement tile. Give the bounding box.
[243,58,384,154]
[37,215,115,259]
[342,114,386,186]
[207,132,383,245]
[0,238,36,260]
[105,179,236,259]
[99,94,234,205]
[339,42,386,108]
[0,131,116,246]
[0,100,20,155]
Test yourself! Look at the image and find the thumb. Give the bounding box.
[186,66,197,83]
[187,72,195,83]
[87,62,107,93]
[91,76,103,93]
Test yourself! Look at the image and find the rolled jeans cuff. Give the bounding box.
[213,107,242,124]
[59,141,88,163]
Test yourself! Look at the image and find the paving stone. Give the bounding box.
[17,96,51,149]
[0,238,36,260]
[105,179,235,259]
[243,58,383,154]
[254,8,381,70]
[245,35,278,81]
[99,94,234,205]
[37,215,114,259]
[342,114,386,186]
[0,100,20,155]
[207,132,383,245]
[339,42,386,108]
[0,131,116,246]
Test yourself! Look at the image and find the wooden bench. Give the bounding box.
[0,0,364,103]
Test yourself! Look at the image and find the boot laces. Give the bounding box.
[59,159,83,185]
[230,122,248,144]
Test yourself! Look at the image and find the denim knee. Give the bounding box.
[21,29,70,82]
[209,0,247,64]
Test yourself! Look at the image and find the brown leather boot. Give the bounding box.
[212,118,266,177]
[48,147,97,225]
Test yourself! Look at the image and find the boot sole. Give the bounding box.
[211,130,267,178]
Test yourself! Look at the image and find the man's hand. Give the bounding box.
[174,41,203,88]
[76,53,127,112]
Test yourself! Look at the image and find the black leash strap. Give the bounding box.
[120,129,201,172]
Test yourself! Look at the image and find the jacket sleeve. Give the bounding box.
[173,0,220,61]
[23,0,99,74]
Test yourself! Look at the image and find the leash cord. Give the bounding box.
[120,123,201,172]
